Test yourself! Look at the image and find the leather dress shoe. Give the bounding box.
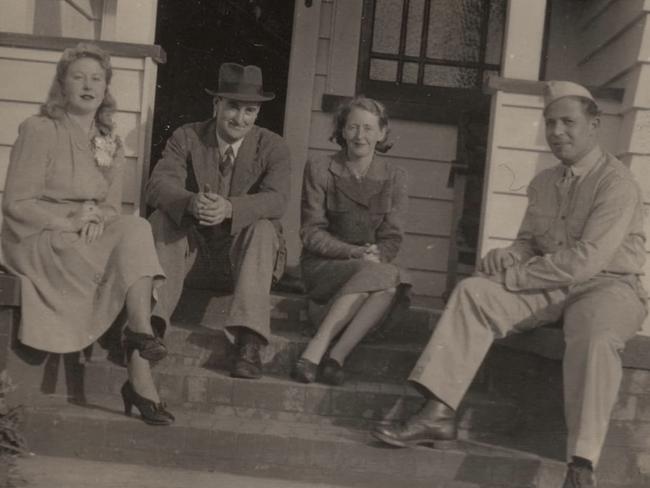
[562,463,596,488]
[372,399,457,448]
[231,333,264,379]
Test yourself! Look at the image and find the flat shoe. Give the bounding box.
[291,358,318,383]
[320,357,344,385]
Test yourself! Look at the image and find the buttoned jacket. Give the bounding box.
[505,149,646,291]
[300,151,408,263]
[146,119,291,237]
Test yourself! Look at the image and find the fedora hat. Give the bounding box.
[205,63,275,102]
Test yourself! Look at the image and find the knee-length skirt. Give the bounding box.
[3,214,165,353]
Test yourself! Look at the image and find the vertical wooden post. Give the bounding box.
[99,0,117,41]
[282,0,322,268]
[501,0,548,80]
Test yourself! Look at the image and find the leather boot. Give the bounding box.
[372,399,457,448]
[231,329,264,379]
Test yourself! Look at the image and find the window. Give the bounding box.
[356,0,507,119]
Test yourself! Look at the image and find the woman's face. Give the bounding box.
[343,107,386,160]
[63,57,107,116]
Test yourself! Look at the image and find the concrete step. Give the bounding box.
[16,454,479,488]
[22,396,566,488]
[79,361,519,435]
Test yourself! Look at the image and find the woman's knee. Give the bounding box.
[117,215,153,240]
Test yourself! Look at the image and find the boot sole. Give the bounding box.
[372,430,457,450]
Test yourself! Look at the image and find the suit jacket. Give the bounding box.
[146,119,291,237]
[300,151,408,263]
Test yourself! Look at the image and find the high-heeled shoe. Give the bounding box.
[123,327,167,362]
[120,381,174,426]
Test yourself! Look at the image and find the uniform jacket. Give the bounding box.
[146,119,291,237]
[505,148,646,292]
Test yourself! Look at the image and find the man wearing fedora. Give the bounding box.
[372,81,647,488]
[146,63,290,379]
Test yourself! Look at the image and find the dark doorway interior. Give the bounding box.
[151,0,295,168]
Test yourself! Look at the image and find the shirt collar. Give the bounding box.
[563,145,603,178]
[215,132,244,158]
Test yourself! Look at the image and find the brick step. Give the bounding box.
[23,396,566,488]
[79,361,518,435]
[159,323,427,383]
[171,289,440,345]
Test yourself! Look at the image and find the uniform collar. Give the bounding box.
[563,145,603,178]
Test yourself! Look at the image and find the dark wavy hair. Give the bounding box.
[40,43,117,136]
[330,96,392,153]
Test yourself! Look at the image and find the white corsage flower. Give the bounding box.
[92,134,118,167]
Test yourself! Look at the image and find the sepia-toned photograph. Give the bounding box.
[0,1,649,487]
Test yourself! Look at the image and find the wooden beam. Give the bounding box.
[0,31,166,64]
[484,74,625,102]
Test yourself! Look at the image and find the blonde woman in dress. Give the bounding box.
[2,43,173,425]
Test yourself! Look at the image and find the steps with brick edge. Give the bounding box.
[5,283,650,486]
[0,289,578,487]
[77,360,520,436]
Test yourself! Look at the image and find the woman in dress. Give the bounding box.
[292,96,410,385]
[2,43,173,425]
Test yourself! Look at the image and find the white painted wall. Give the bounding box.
[0,46,157,219]
[0,0,158,43]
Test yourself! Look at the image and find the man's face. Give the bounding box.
[544,97,599,164]
[214,97,261,143]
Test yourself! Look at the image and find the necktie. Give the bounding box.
[558,166,576,199]
[557,166,576,225]
[220,146,234,176]
[217,146,234,196]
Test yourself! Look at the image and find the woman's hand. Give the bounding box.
[68,201,103,237]
[348,246,368,259]
[361,244,381,263]
[81,220,105,244]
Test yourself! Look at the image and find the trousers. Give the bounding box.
[409,274,646,465]
[149,210,280,343]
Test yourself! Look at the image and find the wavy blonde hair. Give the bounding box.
[41,43,117,136]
